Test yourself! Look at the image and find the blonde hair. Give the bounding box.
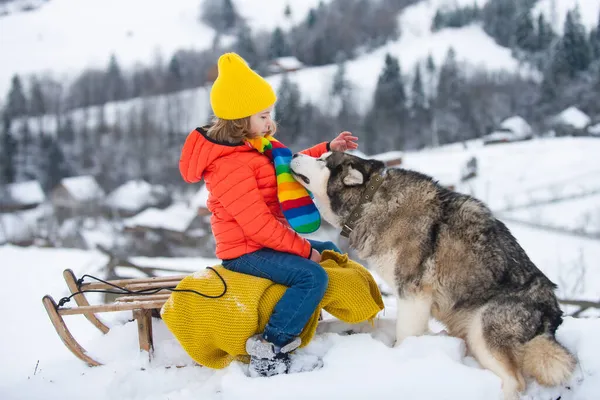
[206,115,277,144]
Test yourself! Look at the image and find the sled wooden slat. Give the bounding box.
[63,269,110,334]
[58,300,168,315]
[116,294,172,303]
[80,275,187,291]
[43,269,186,366]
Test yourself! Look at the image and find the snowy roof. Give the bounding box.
[271,56,304,70]
[105,180,167,212]
[588,123,600,136]
[370,151,404,162]
[553,107,591,129]
[190,185,210,209]
[59,176,105,201]
[499,116,532,136]
[3,180,45,206]
[123,203,197,233]
[0,213,33,243]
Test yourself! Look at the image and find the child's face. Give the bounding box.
[249,106,274,137]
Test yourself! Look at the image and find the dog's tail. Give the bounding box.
[519,334,576,386]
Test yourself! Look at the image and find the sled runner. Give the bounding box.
[43,269,187,366]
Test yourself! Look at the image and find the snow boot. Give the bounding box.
[245,335,301,377]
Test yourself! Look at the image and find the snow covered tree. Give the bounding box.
[330,60,360,136]
[434,48,464,144]
[29,77,46,117]
[269,27,290,59]
[201,0,238,33]
[39,135,70,191]
[364,53,408,151]
[515,9,537,51]
[590,11,600,59]
[408,64,429,149]
[235,24,259,67]
[0,114,16,184]
[275,74,302,146]
[106,55,127,101]
[537,13,556,51]
[558,7,592,77]
[5,75,28,119]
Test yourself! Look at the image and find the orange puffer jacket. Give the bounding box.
[179,126,330,260]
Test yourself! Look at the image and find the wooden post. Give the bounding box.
[133,309,154,360]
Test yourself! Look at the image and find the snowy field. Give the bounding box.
[2,136,600,400]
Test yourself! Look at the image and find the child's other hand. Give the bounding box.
[330,131,358,152]
[310,248,322,263]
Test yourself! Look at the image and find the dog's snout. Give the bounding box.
[292,153,299,159]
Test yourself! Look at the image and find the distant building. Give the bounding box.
[549,106,591,136]
[0,180,45,212]
[105,180,171,217]
[266,57,304,74]
[51,175,105,221]
[482,115,533,145]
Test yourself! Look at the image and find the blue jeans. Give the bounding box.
[221,240,341,348]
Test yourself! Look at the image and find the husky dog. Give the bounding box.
[290,151,576,400]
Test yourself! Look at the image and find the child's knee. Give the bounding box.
[312,265,329,295]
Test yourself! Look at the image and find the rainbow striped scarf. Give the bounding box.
[246,135,321,234]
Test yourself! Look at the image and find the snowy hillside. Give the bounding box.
[0,0,331,96]
[6,0,538,136]
[2,136,600,400]
[1,0,530,100]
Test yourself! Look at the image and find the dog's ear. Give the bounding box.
[343,166,364,186]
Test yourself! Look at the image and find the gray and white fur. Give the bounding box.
[290,151,576,400]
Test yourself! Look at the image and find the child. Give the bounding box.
[179,52,358,377]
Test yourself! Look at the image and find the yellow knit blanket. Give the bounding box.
[161,250,384,369]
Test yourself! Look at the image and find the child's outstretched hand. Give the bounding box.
[330,131,359,152]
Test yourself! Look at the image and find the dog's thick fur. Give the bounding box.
[290,151,576,399]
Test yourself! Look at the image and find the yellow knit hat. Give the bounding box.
[210,53,277,120]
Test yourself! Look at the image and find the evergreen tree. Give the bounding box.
[515,9,536,51]
[201,0,238,33]
[1,114,16,184]
[590,11,600,59]
[284,3,292,19]
[435,48,463,144]
[106,54,127,101]
[330,60,360,135]
[29,77,46,117]
[269,27,289,59]
[5,75,28,119]
[482,0,518,47]
[560,8,592,77]
[39,136,70,191]
[409,64,429,149]
[306,8,318,28]
[235,24,259,67]
[275,74,302,146]
[537,13,556,50]
[166,55,184,92]
[221,0,237,31]
[367,53,408,150]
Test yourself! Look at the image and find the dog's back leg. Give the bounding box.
[466,308,525,400]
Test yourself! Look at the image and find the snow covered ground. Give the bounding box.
[2,136,600,400]
[0,242,599,400]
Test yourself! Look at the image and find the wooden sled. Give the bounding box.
[43,269,187,366]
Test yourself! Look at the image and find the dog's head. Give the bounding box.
[290,151,385,227]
